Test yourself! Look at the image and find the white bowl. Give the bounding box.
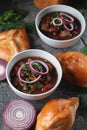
[35,5,86,48]
[6,49,62,100]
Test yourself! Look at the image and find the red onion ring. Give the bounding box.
[3,99,36,130]
[64,23,74,31]
[52,17,63,26]
[18,62,41,84]
[59,12,74,23]
[29,60,49,76]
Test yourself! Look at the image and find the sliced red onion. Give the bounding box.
[18,62,41,84]
[60,12,74,23]
[0,58,7,81]
[64,23,74,31]
[29,60,49,76]
[52,17,63,26]
[3,99,36,130]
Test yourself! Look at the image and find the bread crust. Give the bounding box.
[54,52,87,87]
[35,97,79,130]
[0,27,30,62]
[34,0,67,9]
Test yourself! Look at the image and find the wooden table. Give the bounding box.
[0,0,87,130]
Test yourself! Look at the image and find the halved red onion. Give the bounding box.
[3,99,36,130]
[64,23,74,31]
[59,12,74,23]
[29,60,49,76]
[0,58,7,81]
[18,63,41,84]
[52,17,63,26]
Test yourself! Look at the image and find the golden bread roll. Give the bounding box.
[0,27,30,62]
[54,52,87,87]
[34,0,67,9]
[35,97,79,130]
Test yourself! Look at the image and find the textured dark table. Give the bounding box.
[0,0,87,130]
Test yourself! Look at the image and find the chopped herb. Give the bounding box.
[30,72,35,77]
[52,12,58,17]
[32,63,42,72]
[57,26,62,32]
[23,85,29,90]
[34,81,43,89]
[23,64,30,72]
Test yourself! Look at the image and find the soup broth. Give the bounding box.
[39,11,81,40]
[10,57,58,94]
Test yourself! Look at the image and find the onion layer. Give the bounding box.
[3,99,36,130]
[0,59,7,81]
[64,23,74,31]
[52,17,63,26]
[59,12,74,23]
[29,60,49,76]
[18,62,41,84]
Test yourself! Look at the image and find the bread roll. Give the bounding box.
[0,27,30,62]
[34,0,68,9]
[35,97,79,130]
[54,52,87,87]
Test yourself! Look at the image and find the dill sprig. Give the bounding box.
[0,9,27,24]
[0,9,36,33]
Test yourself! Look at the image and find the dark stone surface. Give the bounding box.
[0,0,13,13]
[0,0,87,130]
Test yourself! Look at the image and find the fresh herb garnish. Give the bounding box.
[0,9,36,33]
[32,63,42,72]
[23,64,30,72]
[52,12,58,17]
[0,9,27,24]
[23,85,29,90]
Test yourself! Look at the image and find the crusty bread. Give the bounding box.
[34,0,67,9]
[54,52,87,87]
[35,97,79,130]
[0,27,30,62]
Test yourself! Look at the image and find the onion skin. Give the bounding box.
[0,58,7,81]
[3,99,36,130]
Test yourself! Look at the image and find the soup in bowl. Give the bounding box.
[6,49,62,100]
[39,11,81,40]
[35,5,86,48]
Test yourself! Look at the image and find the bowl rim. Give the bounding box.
[6,49,62,97]
[35,4,86,42]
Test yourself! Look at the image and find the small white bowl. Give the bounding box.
[6,49,62,100]
[35,5,86,48]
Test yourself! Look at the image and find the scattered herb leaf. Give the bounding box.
[80,46,87,55]
[26,22,36,33]
[76,86,87,116]
[79,8,86,15]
